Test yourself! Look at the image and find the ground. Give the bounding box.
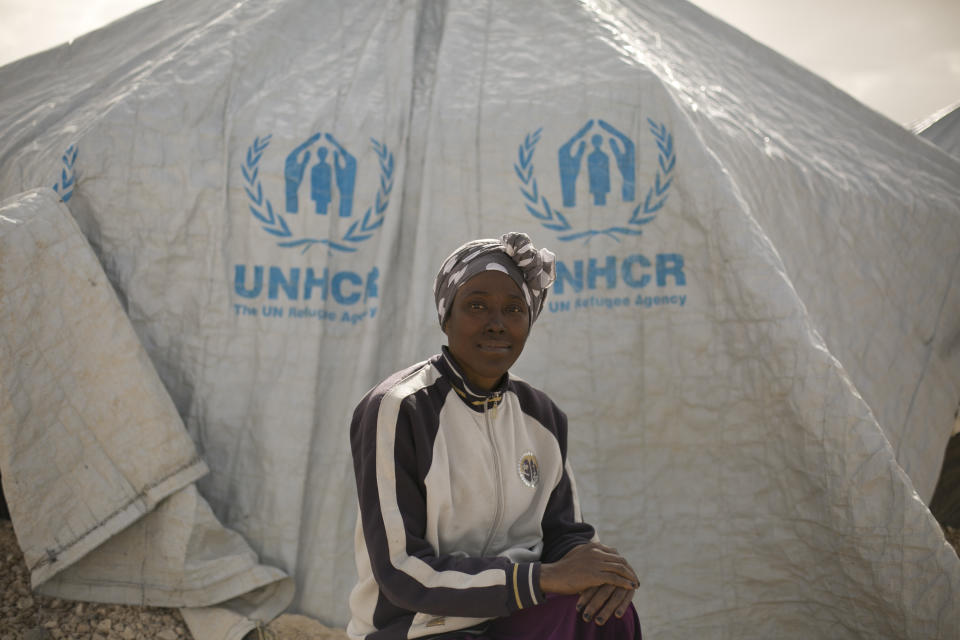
[0,519,346,640]
[2,518,958,639]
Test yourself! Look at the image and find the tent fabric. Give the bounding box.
[915,102,960,159]
[600,1,960,503]
[1,1,960,638]
[0,187,208,588]
[0,188,293,640]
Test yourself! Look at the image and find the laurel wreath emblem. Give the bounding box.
[515,119,674,242]
[243,135,393,253]
[52,144,78,203]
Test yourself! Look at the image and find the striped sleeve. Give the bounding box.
[350,367,544,621]
[540,455,597,563]
[512,384,596,563]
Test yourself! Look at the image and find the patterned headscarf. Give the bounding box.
[434,232,557,328]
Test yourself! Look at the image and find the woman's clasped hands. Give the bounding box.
[539,542,638,627]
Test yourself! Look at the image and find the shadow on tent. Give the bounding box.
[931,430,960,528]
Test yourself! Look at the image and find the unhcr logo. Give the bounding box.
[514,118,673,242]
[232,132,392,324]
[242,132,393,252]
[513,118,688,315]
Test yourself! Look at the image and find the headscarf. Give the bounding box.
[433,232,556,328]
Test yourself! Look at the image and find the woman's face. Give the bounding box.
[443,270,530,392]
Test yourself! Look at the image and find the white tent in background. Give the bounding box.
[2,1,960,639]
[915,101,960,159]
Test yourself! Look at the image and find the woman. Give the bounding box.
[347,232,641,639]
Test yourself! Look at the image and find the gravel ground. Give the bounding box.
[2,518,958,639]
[0,519,347,640]
[0,518,190,640]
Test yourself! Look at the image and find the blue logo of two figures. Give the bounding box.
[560,119,634,207]
[244,133,393,253]
[516,118,675,242]
[285,132,356,218]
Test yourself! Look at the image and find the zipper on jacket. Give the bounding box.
[481,393,504,556]
[489,391,501,419]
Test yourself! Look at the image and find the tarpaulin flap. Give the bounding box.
[0,188,207,585]
[0,189,292,640]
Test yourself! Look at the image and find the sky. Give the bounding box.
[0,0,958,128]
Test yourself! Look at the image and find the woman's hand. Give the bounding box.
[539,542,638,596]
[575,585,635,626]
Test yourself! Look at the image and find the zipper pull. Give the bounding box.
[489,392,501,418]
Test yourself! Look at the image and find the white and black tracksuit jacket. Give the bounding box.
[347,347,596,640]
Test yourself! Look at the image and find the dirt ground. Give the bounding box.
[2,518,959,639]
[0,519,346,640]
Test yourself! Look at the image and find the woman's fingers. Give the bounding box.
[599,566,637,591]
[597,587,635,626]
[581,586,635,626]
[552,543,638,625]
[579,584,616,623]
[586,543,639,586]
[613,587,635,619]
[600,557,639,587]
[576,586,598,613]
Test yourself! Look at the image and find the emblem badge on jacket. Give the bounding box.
[518,452,540,488]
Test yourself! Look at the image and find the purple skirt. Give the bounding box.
[445,594,641,639]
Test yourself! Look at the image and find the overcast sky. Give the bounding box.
[1,0,958,127]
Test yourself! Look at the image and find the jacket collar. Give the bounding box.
[436,346,508,413]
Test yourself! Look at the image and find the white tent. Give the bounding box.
[915,101,960,159]
[2,1,960,638]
